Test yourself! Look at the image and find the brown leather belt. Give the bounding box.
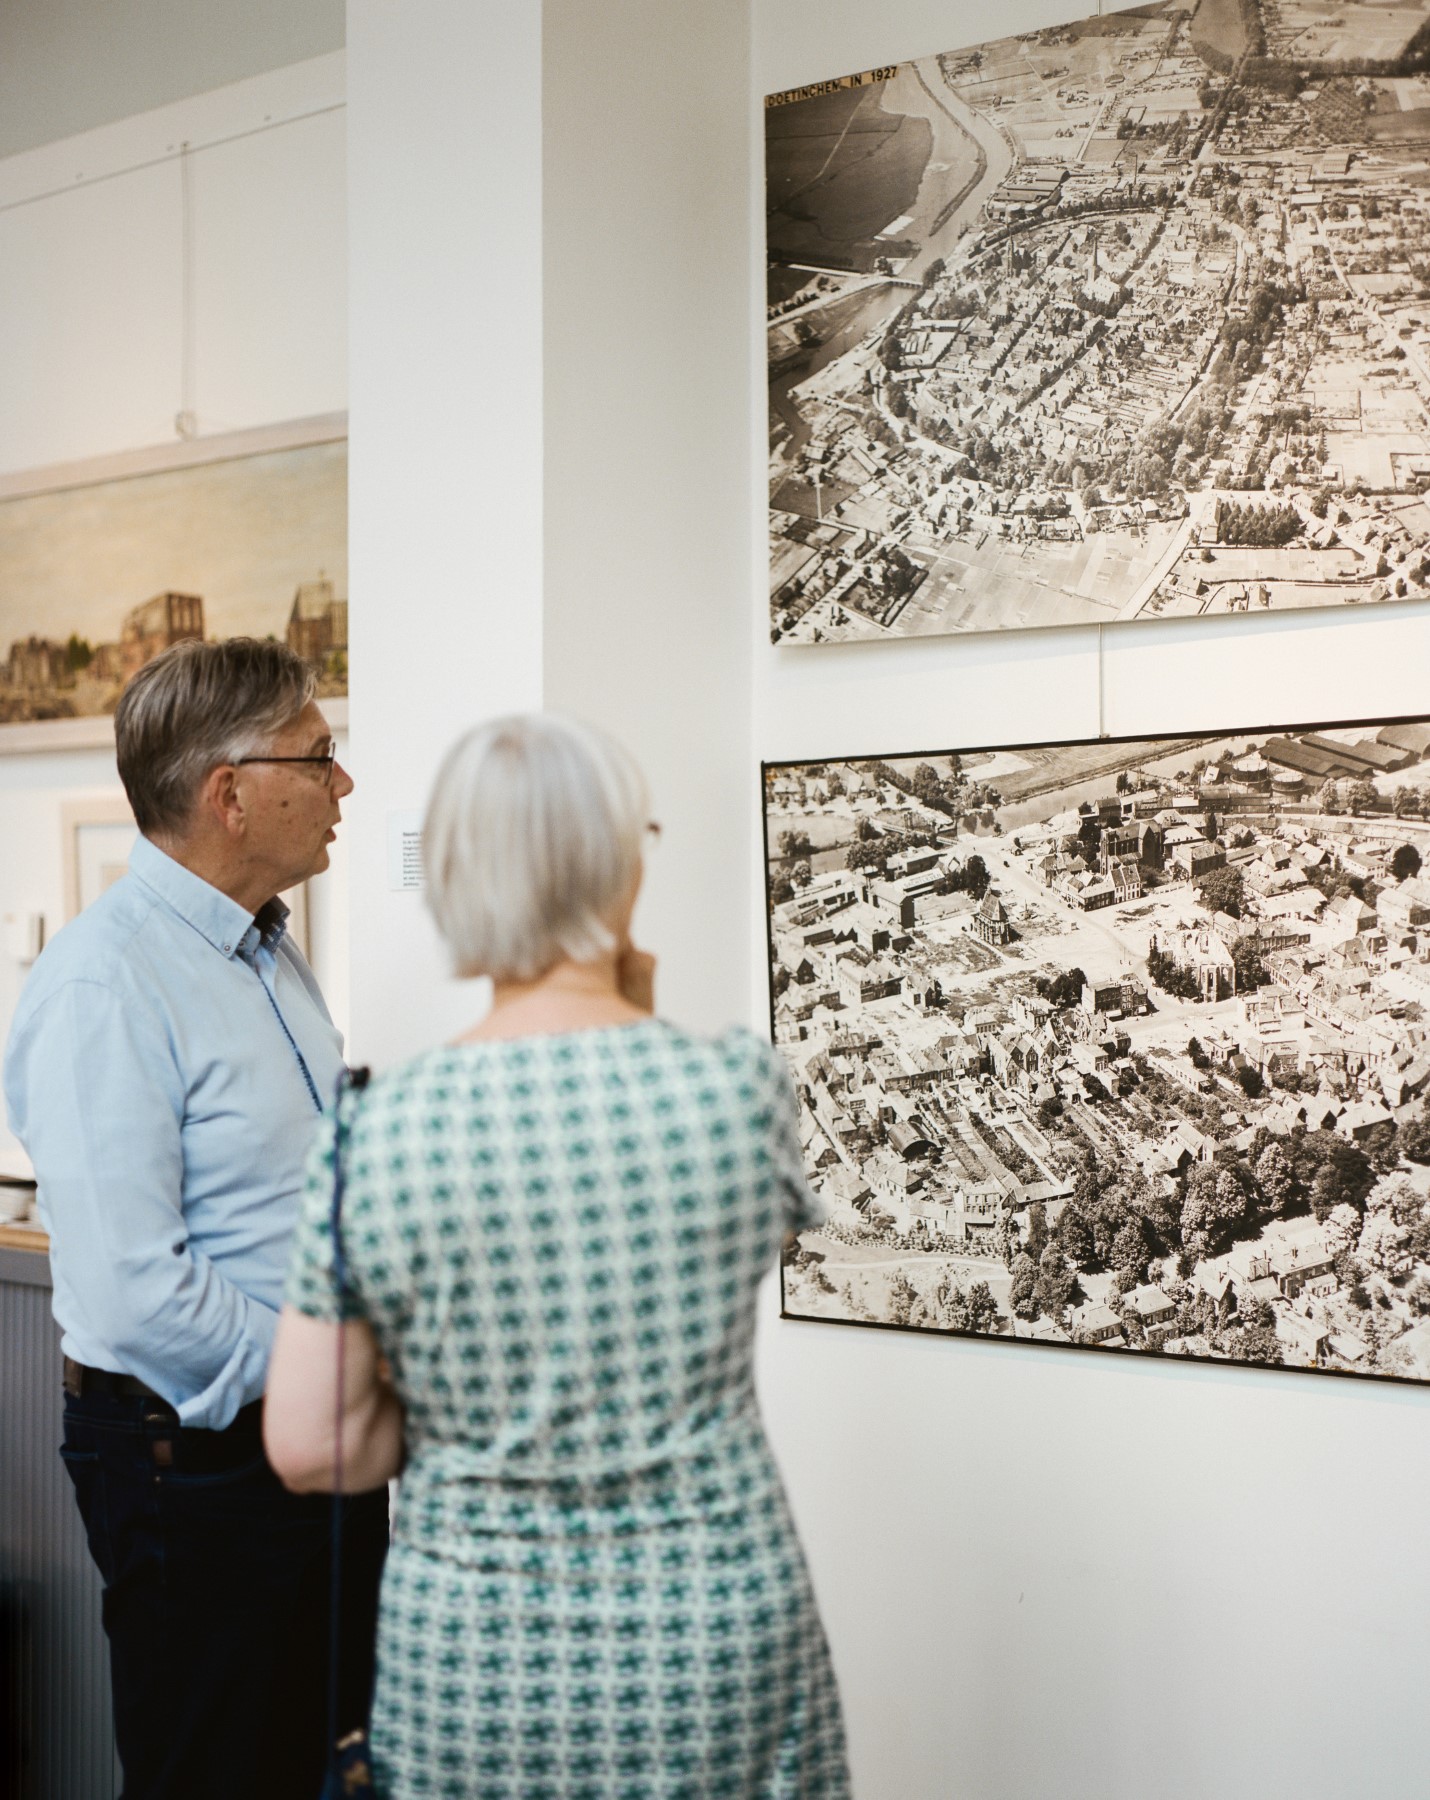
[62,1356,164,1403]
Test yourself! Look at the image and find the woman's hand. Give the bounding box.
[264,1307,406,1493]
[617,944,657,1013]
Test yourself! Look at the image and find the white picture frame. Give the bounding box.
[60,792,311,957]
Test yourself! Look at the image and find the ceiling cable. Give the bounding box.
[176,141,196,439]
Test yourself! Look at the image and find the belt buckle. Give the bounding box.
[146,1421,175,1469]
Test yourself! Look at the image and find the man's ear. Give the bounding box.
[197,763,247,839]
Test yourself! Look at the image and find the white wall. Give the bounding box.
[342,0,747,1061]
[541,0,753,1032]
[752,4,1430,1798]
[0,56,351,1161]
[0,53,346,471]
[0,749,119,1165]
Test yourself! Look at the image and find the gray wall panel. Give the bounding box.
[0,1248,116,1800]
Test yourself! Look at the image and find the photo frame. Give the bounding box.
[0,413,348,754]
[61,794,140,920]
[60,793,311,957]
[766,713,1430,1385]
[767,4,1430,643]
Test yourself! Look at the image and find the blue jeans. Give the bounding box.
[61,1390,388,1800]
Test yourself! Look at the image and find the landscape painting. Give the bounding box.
[766,717,1430,1381]
[768,0,1430,641]
[0,438,348,728]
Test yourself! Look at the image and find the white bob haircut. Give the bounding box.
[423,712,650,983]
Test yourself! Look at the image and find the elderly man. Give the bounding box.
[4,638,386,1800]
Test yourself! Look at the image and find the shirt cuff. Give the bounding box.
[171,1300,279,1430]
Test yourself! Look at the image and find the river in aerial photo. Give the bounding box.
[766,59,1012,460]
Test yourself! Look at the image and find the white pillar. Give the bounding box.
[346,0,545,1061]
[542,0,754,1031]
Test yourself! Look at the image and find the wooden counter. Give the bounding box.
[0,1220,46,1254]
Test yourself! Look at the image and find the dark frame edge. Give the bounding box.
[776,1296,1430,1390]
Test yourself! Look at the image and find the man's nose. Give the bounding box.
[332,759,355,799]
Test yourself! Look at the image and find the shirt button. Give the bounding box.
[221,943,231,954]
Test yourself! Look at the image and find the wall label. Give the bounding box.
[387,810,425,891]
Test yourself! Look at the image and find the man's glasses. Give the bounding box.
[236,744,337,784]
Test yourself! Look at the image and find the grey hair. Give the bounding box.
[424,713,649,983]
[115,638,317,834]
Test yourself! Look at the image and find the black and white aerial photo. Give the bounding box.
[768,0,1430,640]
[767,718,1430,1380]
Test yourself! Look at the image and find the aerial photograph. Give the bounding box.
[766,717,1430,1380]
[768,0,1430,640]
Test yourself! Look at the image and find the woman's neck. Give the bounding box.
[455,954,646,1043]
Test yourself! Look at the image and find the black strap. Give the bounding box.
[62,1358,162,1402]
[325,1065,370,1788]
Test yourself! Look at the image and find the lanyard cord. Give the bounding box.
[325,1066,367,1784]
[248,956,323,1113]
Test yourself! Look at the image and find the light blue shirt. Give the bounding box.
[3,836,344,1428]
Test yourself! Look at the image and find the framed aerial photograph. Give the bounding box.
[0,415,347,750]
[765,716,1430,1382]
[767,1,1430,642]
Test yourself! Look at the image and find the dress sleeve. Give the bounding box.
[285,1108,364,1323]
[754,1038,828,1234]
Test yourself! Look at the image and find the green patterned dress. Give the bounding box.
[286,1019,849,1800]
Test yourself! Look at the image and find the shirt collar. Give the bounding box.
[128,836,283,962]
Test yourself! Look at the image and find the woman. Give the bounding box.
[264,714,849,1799]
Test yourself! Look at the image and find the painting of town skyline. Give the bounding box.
[766,717,1430,1381]
[768,0,1430,641]
[0,439,348,728]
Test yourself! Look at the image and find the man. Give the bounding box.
[4,638,386,1800]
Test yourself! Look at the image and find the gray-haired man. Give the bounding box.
[4,638,386,1800]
